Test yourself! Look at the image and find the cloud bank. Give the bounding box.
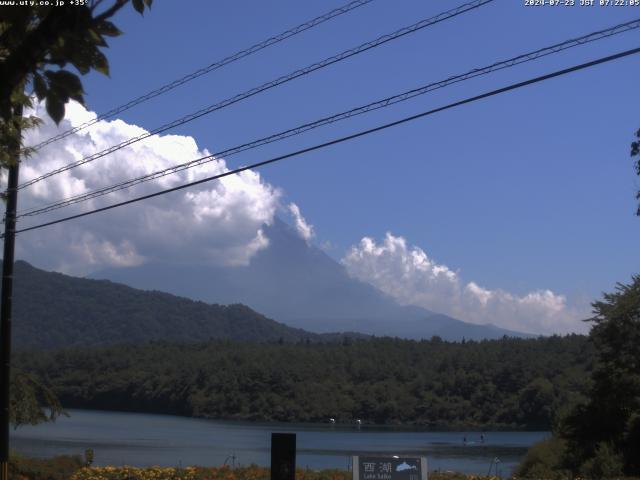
[342,233,589,334]
[11,102,588,336]
[15,101,281,274]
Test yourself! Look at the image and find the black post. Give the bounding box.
[271,433,296,480]
[0,105,21,480]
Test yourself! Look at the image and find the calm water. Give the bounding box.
[11,409,548,477]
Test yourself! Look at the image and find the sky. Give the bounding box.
[11,0,640,334]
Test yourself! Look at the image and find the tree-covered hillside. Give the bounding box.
[8,260,330,348]
[17,335,594,430]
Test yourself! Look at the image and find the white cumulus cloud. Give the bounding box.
[342,232,589,335]
[13,101,281,275]
[287,202,314,242]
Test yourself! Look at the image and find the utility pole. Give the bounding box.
[0,104,22,480]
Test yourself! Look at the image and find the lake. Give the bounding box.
[11,409,548,477]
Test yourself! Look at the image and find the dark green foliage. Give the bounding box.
[517,377,554,429]
[560,275,640,476]
[579,442,625,479]
[514,437,570,479]
[8,370,65,428]
[0,0,152,182]
[8,261,333,348]
[0,0,152,126]
[16,335,593,429]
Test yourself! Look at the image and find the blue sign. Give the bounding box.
[352,456,427,480]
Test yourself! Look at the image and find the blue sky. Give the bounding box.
[17,0,640,332]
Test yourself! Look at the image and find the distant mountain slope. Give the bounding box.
[96,218,531,340]
[8,260,332,350]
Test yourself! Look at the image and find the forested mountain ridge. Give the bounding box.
[17,335,594,430]
[6,260,347,349]
[5,253,524,350]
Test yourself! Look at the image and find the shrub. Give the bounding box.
[579,442,625,479]
[9,453,84,480]
[514,437,570,479]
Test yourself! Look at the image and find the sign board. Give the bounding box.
[352,456,427,480]
[271,433,296,480]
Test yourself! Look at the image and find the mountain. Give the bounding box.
[8,260,345,350]
[95,218,530,340]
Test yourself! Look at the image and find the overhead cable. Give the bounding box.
[28,0,376,151]
[18,0,495,190]
[17,18,640,219]
[11,46,640,236]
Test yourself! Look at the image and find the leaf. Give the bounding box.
[87,28,109,47]
[143,0,153,7]
[59,35,95,74]
[43,70,86,108]
[67,45,92,74]
[73,62,91,75]
[45,91,65,125]
[132,0,145,14]
[95,20,122,37]
[45,70,83,95]
[45,70,85,106]
[92,49,110,76]
[66,89,85,104]
[32,73,47,100]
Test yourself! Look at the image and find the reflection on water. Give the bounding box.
[11,409,549,476]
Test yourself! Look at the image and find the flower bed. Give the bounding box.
[69,466,499,480]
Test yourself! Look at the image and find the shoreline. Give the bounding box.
[12,409,547,477]
[50,406,551,433]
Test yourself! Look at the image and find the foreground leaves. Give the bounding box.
[8,369,66,428]
[0,0,153,171]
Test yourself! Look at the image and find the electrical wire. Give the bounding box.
[10,45,640,237]
[17,18,640,219]
[18,0,495,190]
[28,0,376,151]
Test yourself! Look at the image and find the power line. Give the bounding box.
[18,0,495,190]
[11,46,640,237]
[28,0,376,151]
[17,18,640,219]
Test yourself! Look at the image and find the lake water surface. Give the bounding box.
[12,409,548,477]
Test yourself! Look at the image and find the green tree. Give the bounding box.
[0,0,153,167]
[561,275,640,476]
[514,437,569,480]
[9,370,65,428]
[517,377,554,428]
[0,0,152,427]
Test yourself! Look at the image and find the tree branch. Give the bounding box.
[94,0,128,22]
